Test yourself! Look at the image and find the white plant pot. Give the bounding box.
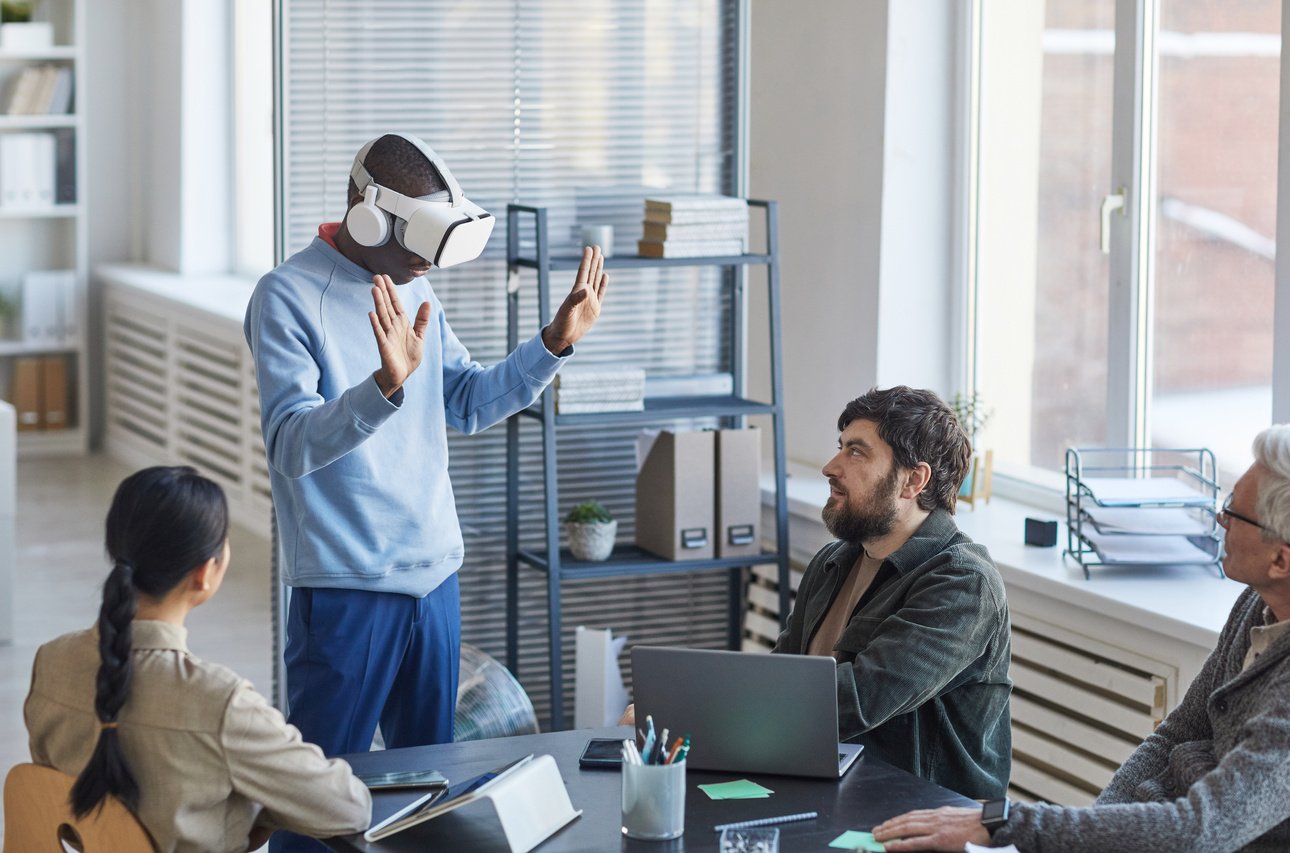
[0,22,53,51]
[566,519,616,561]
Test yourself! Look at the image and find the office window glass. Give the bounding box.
[1149,0,1279,484]
[975,1,1115,480]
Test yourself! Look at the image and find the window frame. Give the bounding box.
[961,0,1290,503]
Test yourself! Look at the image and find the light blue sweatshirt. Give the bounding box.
[244,235,567,597]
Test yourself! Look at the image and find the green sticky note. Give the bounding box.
[829,830,885,852]
[697,779,775,800]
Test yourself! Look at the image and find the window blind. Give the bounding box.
[277,0,743,727]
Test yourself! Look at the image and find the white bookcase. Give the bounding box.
[0,0,87,455]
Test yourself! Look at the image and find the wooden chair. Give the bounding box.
[3,763,155,852]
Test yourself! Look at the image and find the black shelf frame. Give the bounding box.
[503,200,791,730]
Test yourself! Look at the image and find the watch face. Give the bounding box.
[981,799,1008,823]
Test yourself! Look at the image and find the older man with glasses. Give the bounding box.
[874,424,1290,852]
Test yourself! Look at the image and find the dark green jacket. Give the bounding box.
[773,509,1012,799]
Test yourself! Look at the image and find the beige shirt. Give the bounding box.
[25,621,371,853]
[1243,605,1290,673]
[807,551,883,657]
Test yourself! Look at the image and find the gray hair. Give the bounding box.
[1252,424,1290,543]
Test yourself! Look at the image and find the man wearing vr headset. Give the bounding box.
[245,133,607,853]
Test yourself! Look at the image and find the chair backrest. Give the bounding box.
[3,763,156,853]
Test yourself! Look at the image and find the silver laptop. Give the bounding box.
[631,646,863,779]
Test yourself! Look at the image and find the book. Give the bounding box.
[46,67,73,115]
[364,755,532,842]
[637,239,746,258]
[5,67,40,114]
[53,128,74,204]
[644,194,747,213]
[32,65,58,114]
[40,356,68,431]
[22,270,74,345]
[555,399,645,414]
[642,220,748,243]
[555,365,646,390]
[11,357,41,432]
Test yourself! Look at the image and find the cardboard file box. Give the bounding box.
[715,428,761,557]
[636,430,714,560]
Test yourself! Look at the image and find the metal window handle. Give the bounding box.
[1100,188,1126,254]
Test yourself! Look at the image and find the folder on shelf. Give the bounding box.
[21,270,73,345]
[40,356,68,431]
[635,430,715,560]
[11,358,42,432]
[715,427,761,558]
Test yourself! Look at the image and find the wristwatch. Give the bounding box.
[980,798,1009,837]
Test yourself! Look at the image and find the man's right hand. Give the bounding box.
[369,274,432,398]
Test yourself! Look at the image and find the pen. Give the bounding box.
[655,728,669,765]
[664,736,683,765]
[641,715,656,765]
[673,734,690,764]
[713,811,819,832]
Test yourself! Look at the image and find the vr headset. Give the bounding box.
[345,133,495,268]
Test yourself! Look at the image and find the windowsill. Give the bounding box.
[762,464,1241,649]
[96,263,258,324]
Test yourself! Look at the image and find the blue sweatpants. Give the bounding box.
[269,577,461,853]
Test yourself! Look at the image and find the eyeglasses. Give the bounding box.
[1217,493,1270,534]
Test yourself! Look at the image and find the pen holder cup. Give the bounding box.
[621,760,685,840]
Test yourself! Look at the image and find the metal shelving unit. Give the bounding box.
[1064,446,1222,580]
[503,200,791,730]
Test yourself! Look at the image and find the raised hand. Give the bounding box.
[542,246,609,354]
[369,274,432,398]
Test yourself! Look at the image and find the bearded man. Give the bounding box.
[772,386,1012,799]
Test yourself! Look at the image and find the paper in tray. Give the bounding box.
[1080,477,1212,506]
[1081,505,1211,536]
[1079,528,1216,565]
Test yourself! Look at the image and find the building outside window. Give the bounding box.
[970,0,1279,491]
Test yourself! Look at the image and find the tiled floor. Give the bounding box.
[0,453,273,840]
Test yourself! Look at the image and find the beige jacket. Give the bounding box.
[24,621,371,853]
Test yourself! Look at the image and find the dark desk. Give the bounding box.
[328,727,975,852]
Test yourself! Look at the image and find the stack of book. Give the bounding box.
[5,64,74,115]
[637,195,748,258]
[554,365,646,414]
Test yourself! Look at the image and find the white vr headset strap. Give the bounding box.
[350,133,465,208]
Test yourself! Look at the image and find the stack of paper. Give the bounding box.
[554,365,645,414]
[638,195,748,258]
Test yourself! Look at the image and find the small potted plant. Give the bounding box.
[565,500,616,562]
[950,391,994,509]
[0,2,53,51]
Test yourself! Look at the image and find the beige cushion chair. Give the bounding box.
[3,763,155,853]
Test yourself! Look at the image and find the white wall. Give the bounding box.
[84,0,234,444]
[748,0,960,472]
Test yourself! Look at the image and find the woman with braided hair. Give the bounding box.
[23,466,371,852]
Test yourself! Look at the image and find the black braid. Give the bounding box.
[70,560,141,817]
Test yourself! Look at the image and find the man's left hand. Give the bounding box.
[872,806,992,851]
[542,246,608,354]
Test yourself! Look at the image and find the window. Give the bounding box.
[969,0,1280,489]
[276,0,742,726]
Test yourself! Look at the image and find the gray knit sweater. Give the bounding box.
[995,587,1290,852]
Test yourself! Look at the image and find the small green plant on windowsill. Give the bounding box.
[949,391,994,509]
[564,500,617,562]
